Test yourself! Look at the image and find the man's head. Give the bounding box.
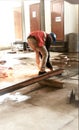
[27,35,36,40]
[49,32,56,43]
[27,35,38,51]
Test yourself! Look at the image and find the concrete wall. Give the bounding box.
[64,1,78,40]
[0,1,22,49]
[0,1,15,49]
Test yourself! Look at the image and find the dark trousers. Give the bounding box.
[39,34,53,69]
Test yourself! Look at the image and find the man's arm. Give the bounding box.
[35,50,40,70]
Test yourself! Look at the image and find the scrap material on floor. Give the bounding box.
[39,78,64,88]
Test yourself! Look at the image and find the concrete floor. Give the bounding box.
[0,50,78,130]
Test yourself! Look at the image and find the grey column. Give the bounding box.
[21,1,26,42]
[77,5,79,52]
[78,5,79,34]
[40,0,45,31]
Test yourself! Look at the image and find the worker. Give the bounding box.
[27,30,56,75]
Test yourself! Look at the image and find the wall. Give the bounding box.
[14,9,22,40]
[0,1,22,49]
[64,1,78,40]
[0,1,15,49]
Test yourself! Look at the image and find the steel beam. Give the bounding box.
[0,69,63,95]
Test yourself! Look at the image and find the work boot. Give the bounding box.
[38,71,47,75]
[46,62,53,70]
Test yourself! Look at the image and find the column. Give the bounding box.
[40,0,45,31]
[21,1,26,42]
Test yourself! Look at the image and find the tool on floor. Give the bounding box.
[68,88,79,107]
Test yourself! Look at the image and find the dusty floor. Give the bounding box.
[0,50,78,130]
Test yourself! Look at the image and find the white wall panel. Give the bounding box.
[64,1,78,40]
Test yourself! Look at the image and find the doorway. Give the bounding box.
[51,0,64,41]
[13,7,22,41]
[29,3,41,32]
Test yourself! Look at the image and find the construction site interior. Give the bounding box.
[0,0,79,129]
[0,47,78,130]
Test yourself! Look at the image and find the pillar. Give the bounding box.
[40,0,45,31]
[21,1,26,42]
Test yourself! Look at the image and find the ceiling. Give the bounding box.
[65,0,79,4]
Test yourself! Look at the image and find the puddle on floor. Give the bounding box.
[0,92,31,104]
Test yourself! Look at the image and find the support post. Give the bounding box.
[21,1,26,42]
[40,0,45,31]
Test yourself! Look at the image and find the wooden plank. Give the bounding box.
[0,69,63,95]
[39,79,64,88]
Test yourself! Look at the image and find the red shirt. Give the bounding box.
[29,31,45,47]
